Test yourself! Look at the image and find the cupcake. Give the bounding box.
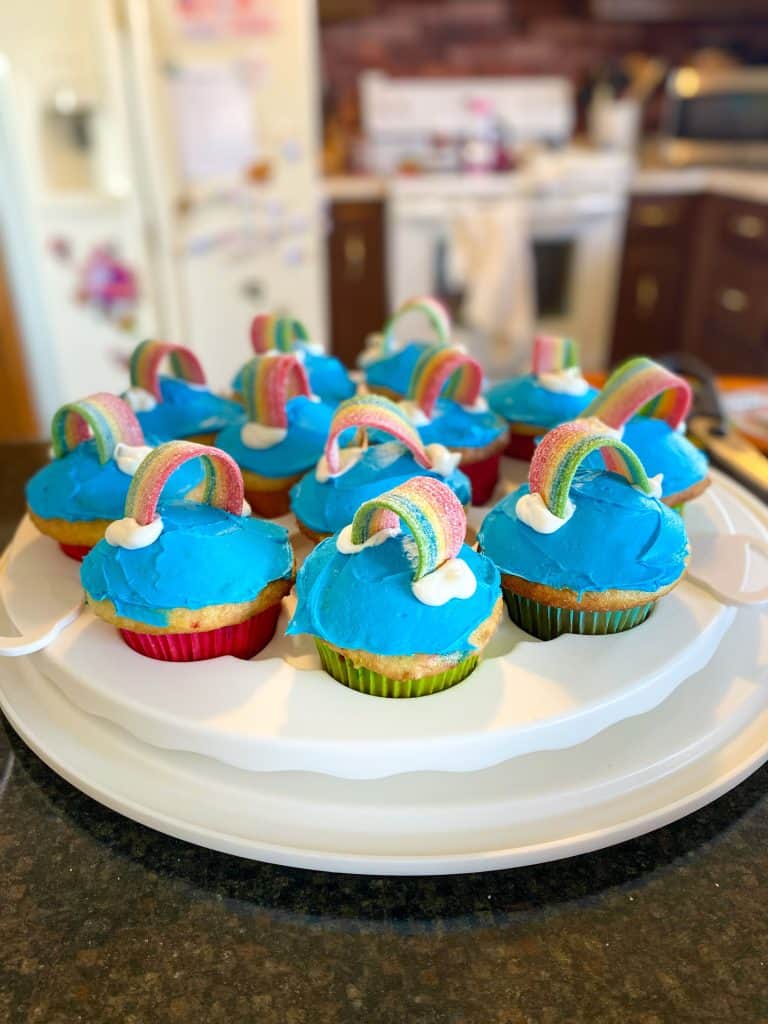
[582,356,709,509]
[81,441,294,662]
[402,346,508,505]
[290,394,472,544]
[124,339,244,444]
[216,353,334,518]
[288,475,502,698]
[486,335,598,460]
[360,295,450,400]
[478,418,689,639]
[25,393,201,561]
[232,314,354,406]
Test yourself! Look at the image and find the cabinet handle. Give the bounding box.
[635,274,659,314]
[634,204,677,229]
[719,287,749,313]
[730,214,765,240]
[344,231,366,282]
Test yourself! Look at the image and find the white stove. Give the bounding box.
[363,74,632,374]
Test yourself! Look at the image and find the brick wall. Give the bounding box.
[320,0,768,137]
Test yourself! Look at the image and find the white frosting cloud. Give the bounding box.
[113,443,153,477]
[636,473,664,499]
[516,492,575,534]
[105,516,164,550]
[240,422,287,450]
[315,446,364,483]
[336,523,401,554]
[399,400,430,426]
[425,443,462,477]
[123,387,157,412]
[537,367,590,397]
[411,557,477,606]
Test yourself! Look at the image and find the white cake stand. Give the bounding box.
[0,468,765,873]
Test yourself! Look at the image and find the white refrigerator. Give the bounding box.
[0,0,325,430]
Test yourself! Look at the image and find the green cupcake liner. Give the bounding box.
[315,640,478,698]
[503,589,656,640]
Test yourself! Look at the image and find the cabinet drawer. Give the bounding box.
[712,196,768,258]
[626,195,697,241]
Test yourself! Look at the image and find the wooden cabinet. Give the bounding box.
[326,199,388,367]
[611,194,699,363]
[612,192,768,375]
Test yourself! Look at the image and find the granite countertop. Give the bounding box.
[3,443,768,1022]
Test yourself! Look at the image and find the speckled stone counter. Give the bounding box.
[2,444,768,1023]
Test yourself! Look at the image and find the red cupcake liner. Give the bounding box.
[119,602,282,662]
[59,542,93,562]
[504,432,538,461]
[461,452,501,506]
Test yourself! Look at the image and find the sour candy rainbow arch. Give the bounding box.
[51,393,144,464]
[125,441,244,525]
[530,419,654,519]
[532,335,579,376]
[250,314,310,354]
[129,341,206,401]
[583,356,692,430]
[323,395,432,478]
[408,345,484,418]
[382,296,451,355]
[350,476,465,581]
[240,354,311,428]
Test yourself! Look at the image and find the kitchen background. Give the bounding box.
[0,0,767,441]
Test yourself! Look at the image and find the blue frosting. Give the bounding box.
[81,501,293,627]
[478,470,689,597]
[136,376,245,442]
[363,342,430,397]
[486,374,598,429]
[616,417,708,499]
[290,443,472,535]
[232,350,355,407]
[287,536,500,657]
[215,396,335,478]
[25,440,202,523]
[416,398,507,451]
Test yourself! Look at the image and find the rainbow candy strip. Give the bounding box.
[408,345,483,418]
[350,476,465,581]
[382,296,451,354]
[51,393,144,465]
[240,354,311,428]
[530,418,653,519]
[125,440,244,525]
[250,314,310,354]
[130,341,206,401]
[583,356,692,430]
[532,335,578,375]
[323,395,432,478]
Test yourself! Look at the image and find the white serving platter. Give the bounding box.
[0,591,765,875]
[0,466,749,779]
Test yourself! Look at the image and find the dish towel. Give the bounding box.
[448,199,535,377]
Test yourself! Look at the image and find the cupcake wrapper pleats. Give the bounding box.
[315,640,478,698]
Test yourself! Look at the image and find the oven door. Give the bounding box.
[388,191,626,373]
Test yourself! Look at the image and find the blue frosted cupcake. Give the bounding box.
[216,353,334,518]
[582,356,709,508]
[26,392,201,561]
[487,335,597,460]
[360,295,451,400]
[402,345,508,505]
[288,475,502,697]
[478,419,689,639]
[81,441,294,661]
[123,340,244,444]
[231,314,354,407]
[290,394,472,543]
